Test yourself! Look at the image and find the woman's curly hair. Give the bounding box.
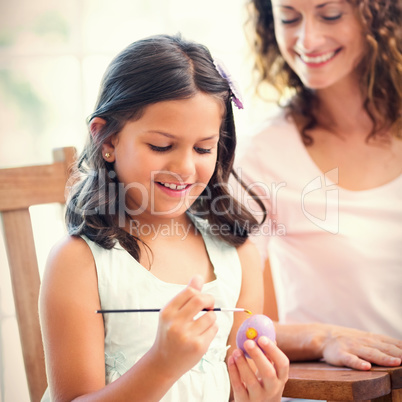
[247,0,402,144]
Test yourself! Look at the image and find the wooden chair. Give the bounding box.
[0,147,76,402]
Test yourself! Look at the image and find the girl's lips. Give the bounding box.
[155,182,192,198]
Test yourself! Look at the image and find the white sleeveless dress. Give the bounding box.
[41,215,242,401]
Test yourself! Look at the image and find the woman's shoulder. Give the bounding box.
[250,108,298,144]
[237,108,301,177]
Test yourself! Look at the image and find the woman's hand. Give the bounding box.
[321,325,402,370]
[228,337,289,402]
[150,275,218,378]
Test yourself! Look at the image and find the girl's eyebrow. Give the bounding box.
[147,130,175,139]
[277,5,296,10]
[199,134,220,142]
[147,130,219,141]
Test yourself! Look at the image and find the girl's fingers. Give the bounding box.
[228,343,289,401]
[161,275,212,320]
[257,337,289,381]
[227,355,249,400]
[243,340,276,379]
[178,291,215,319]
[228,356,248,400]
[242,337,288,382]
[231,348,262,395]
[162,284,200,314]
[190,310,218,338]
[159,275,217,345]
[242,338,285,398]
[187,274,204,292]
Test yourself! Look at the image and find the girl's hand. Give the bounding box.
[228,337,289,402]
[150,275,218,378]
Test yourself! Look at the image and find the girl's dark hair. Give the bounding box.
[66,34,265,260]
[247,0,402,144]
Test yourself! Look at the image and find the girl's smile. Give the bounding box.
[155,181,192,198]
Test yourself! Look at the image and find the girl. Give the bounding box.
[239,0,402,369]
[39,34,289,401]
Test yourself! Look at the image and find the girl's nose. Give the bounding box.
[295,18,326,53]
[169,150,196,179]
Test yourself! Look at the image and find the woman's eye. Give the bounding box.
[322,13,343,21]
[194,147,212,154]
[149,144,171,152]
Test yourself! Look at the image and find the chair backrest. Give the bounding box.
[0,147,76,402]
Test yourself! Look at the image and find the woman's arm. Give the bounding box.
[275,321,402,370]
[261,256,402,370]
[39,237,217,402]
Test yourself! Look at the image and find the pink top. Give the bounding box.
[238,110,402,338]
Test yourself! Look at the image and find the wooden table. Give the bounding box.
[284,362,402,401]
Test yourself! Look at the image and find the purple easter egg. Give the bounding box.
[236,314,276,358]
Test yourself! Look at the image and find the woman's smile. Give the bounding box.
[297,48,341,67]
[272,0,365,89]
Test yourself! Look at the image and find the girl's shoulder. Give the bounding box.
[48,235,94,265]
[39,235,99,321]
[41,235,96,287]
[236,239,261,273]
[234,238,264,313]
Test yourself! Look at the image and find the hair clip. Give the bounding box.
[213,58,244,110]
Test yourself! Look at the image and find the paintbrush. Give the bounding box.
[96,308,252,314]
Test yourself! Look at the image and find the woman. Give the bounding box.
[238,0,402,369]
